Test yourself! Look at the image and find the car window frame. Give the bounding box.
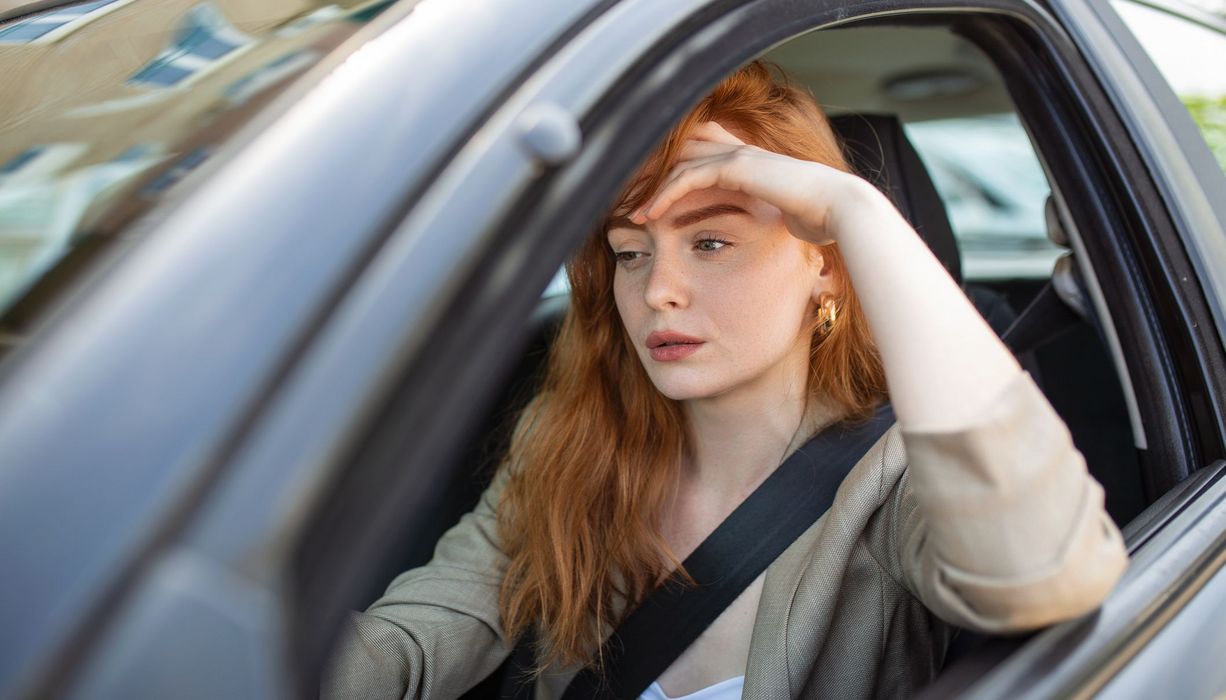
[1049,0,1226,482]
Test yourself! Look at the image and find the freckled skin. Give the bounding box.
[608,187,833,403]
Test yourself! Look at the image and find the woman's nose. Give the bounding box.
[643,249,690,310]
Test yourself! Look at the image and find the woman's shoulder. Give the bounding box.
[812,421,914,577]
[835,419,909,509]
[769,420,909,567]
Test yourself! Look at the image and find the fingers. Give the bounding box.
[690,120,746,145]
[676,138,738,161]
[633,154,743,222]
[677,115,760,153]
[628,122,763,224]
[675,123,746,160]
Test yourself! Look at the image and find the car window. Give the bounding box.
[1112,0,1226,173]
[905,113,1063,281]
[0,0,395,354]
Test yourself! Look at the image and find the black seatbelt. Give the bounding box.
[498,403,895,699]
[1000,281,1082,355]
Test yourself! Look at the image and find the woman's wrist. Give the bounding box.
[822,174,905,244]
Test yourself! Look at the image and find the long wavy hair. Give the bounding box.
[496,59,888,675]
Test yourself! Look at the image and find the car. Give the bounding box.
[0,0,1223,698]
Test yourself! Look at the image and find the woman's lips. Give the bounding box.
[645,330,705,362]
[649,342,703,361]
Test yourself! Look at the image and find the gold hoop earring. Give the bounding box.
[816,294,840,335]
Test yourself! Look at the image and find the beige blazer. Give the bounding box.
[321,371,1128,699]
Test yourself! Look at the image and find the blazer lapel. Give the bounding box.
[739,430,898,700]
[742,515,829,699]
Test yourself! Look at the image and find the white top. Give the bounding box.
[639,676,745,700]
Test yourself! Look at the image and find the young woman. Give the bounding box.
[323,61,1127,699]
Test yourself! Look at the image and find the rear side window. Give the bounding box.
[905,113,1061,281]
[0,0,396,355]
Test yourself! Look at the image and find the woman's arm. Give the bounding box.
[887,370,1128,632]
[816,168,1128,630]
[819,180,1023,430]
[321,467,515,699]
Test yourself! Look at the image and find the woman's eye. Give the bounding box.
[695,238,730,252]
[614,251,645,264]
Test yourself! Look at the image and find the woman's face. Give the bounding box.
[607,186,834,403]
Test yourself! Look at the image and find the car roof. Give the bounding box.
[765,24,1014,122]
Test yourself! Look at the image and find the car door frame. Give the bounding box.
[253,0,1226,694]
[1046,0,1226,495]
[923,0,1226,694]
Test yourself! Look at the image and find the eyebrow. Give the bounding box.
[607,203,752,231]
[671,203,752,228]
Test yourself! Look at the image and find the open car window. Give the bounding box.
[905,114,1061,282]
[765,24,1149,524]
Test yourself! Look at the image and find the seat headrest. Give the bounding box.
[828,113,962,284]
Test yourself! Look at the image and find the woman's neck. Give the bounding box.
[679,354,840,504]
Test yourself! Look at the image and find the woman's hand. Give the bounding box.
[630,121,888,246]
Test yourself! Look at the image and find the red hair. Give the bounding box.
[496,60,887,674]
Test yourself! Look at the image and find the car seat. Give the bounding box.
[828,113,1038,360]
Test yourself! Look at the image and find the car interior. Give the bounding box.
[349,20,1151,697]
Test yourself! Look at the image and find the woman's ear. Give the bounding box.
[809,248,837,305]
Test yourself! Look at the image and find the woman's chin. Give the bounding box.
[647,375,730,402]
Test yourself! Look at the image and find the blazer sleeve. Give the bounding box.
[881,370,1129,633]
[321,465,514,700]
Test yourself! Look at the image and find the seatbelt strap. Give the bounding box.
[500,402,894,699]
[1000,281,1082,355]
